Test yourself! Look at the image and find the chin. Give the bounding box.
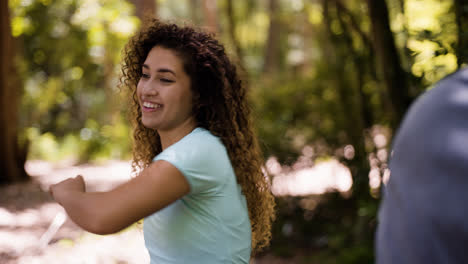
[143,125,158,130]
[141,120,158,130]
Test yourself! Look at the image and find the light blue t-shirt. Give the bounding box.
[143,127,252,264]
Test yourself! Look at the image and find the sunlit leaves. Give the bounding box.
[66,66,84,81]
[392,0,458,84]
[237,12,269,48]
[306,2,323,25]
[10,16,32,36]
[406,0,452,33]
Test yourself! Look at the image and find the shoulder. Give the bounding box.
[393,69,468,148]
[407,68,468,118]
[154,128,233,194]
[389,68,468,178]
[162,127,227,163]
[181,127,226,154]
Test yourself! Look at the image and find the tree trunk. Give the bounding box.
[322,1,377,248]
[130,0,157,20]
[335,1,374,129]
[263,0,281,74]
[202,0,219,34]
[0,1,29,184]
[455,0,468,67]
[226,0,246,72]
[367,0,411,128]
[323,0,369,199]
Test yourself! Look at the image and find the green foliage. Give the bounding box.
[269,193,377,263]
[26,114,131,162]
[11,0,138,162]
[26,128,61,161]
[252,74,345,164]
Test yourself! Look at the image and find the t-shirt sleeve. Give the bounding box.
[153,133,231,195]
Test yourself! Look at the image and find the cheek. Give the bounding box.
[136,81,143,96]
[183,91,195,113]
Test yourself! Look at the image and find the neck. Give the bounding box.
[158,118,197,150]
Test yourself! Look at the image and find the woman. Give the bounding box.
[50,19,275,263]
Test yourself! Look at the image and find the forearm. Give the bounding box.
[51,161,190,235]
[57,190,132,235]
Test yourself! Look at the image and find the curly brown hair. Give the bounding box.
[119,18,275,252]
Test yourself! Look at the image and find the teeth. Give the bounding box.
[143,102,161,109]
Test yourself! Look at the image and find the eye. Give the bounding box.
[160,78,174,83]
[141,73,150,79]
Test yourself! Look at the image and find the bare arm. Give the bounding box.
[50,160,190,235]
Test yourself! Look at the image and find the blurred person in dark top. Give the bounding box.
[376,68,468,264]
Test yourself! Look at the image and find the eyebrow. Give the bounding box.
[142,64,176,76]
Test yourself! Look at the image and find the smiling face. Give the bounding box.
[137,46,195,132]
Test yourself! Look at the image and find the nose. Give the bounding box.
[141,79,158,97]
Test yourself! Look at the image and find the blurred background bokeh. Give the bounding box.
[1,0,467,263]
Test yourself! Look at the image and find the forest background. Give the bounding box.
[1,0,467,263]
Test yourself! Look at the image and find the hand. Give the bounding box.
[50,175,86,204]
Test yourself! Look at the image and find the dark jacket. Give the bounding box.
[376,68,468,264]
